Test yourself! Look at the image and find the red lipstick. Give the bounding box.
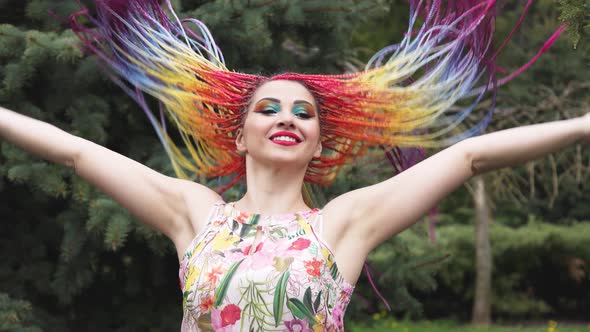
[269,131,302,146]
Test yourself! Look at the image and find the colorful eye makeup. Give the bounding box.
[253,98,316,119]
[254,99,280,114]
[292,104,313,119]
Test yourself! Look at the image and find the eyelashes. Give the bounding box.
[254,102,315,119]
[253,101,279,114]
[292,106,312,119]
[260,108,279,115]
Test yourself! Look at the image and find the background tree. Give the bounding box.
[0,1,390,330]
[468,1,589,324]
[1,0,589,330]
[338,0,590,324]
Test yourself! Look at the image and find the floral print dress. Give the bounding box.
[179,201,354,331]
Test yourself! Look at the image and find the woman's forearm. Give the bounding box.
[465,114,589,175]
[0,106,80,168]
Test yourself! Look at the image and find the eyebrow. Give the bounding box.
[254,98,314,107]
[255,98,280,104]
[293,100,314,107]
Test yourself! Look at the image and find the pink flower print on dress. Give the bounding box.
[199,294,215,313]
[339,289,351,303]
[211,304,241,331]
[270,238,309,258]
[212,217,225,227]
[304,258,323,278]
[205,264,224,287]
[234,212,250,224]
[284,318,313,332]
[226,241,275,270]
[242,242,263,255]
[341,284,354,296]
[331,304,344,329]
[179,202,353,330]
[288,238,311,251]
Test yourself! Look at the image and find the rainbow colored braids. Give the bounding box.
[69,0,565,187]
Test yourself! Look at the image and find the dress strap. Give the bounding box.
[315,211,324,237]
[206,200,226,223]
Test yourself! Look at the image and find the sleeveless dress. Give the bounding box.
[179,201,355,331]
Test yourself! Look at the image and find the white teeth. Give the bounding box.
[272,136,297,142]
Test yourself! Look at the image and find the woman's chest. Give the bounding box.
[179,212,352,331]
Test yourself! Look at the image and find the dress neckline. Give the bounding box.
[226,201,319,223]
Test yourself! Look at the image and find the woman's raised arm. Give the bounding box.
[0,106,220,256]
[325,114,590,254]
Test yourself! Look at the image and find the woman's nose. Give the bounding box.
[277,110,295,128]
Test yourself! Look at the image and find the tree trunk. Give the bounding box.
[471,176,492,325]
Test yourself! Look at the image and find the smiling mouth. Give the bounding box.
[269,131,302,146]
[270,136,300,146]
[272,136,298,143]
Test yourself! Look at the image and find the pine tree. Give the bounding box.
[2,1,588,329]
[0,0,391,329]
[333,0,590,321]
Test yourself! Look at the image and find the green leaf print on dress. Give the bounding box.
[238,214,260,238]
[214,258,245,307]
[287,297,316,325]
[273,271,290,327]
[179,202,355,331]
[303,287,314,314]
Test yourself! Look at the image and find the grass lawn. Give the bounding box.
[348,319,590,332]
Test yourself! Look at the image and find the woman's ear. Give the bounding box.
[235,128,247,154]
[313,141,322,158]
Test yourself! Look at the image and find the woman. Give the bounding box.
[1,0,588,331]
[2,82,588,331]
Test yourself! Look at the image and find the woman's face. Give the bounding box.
[236,80,322,168]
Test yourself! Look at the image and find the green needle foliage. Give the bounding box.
[0,0,391,330]
[0,0,588,330]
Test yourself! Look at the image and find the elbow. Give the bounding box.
[458,138,483,176]
[65,152,78,173]
[63,135,83,173]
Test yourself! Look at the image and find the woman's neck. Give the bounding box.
[235,159,309,215]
